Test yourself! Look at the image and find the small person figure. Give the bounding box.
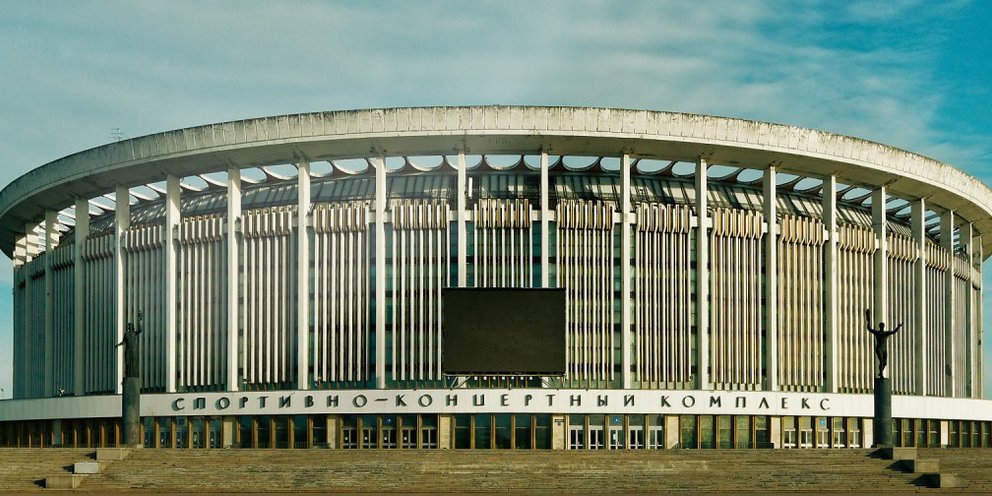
[865,309,902,378]
[116,310,144,379]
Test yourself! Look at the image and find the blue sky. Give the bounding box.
[0,0,990,397]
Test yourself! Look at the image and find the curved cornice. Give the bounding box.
[2,105,991,257]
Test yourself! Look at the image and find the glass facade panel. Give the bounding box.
[680,415,698,449]
[474,414,492,449]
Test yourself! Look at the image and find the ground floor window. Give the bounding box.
[3,415,990,450]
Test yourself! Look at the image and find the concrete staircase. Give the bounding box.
[919,448,992,491]
[81,449,928,493]
[0,448,91,492]
[6,448,990,492]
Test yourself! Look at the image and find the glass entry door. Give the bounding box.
[647,426,664,449]
[608,425,624,449]
[627,426,644,449]
[589,426,605,449]
[568,425,585,449]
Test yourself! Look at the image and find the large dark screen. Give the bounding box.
[442,288,566,376]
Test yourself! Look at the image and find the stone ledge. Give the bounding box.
[73,461,104,474]
[875,447,916,461]
[927,472,968,489]
[906,458,938,473]
[95,448,130,461]
[45,473,86,489]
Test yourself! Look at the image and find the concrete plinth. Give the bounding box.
[873,377,892,447]
[929,473,968,488]
[908,459,939,473]
[122,376,141,447]
[45,474,86,489]
[73,461,103,474]
[95,448,130,461]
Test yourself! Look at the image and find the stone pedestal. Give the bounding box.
[122,376,141,447]
[873,377,892,447]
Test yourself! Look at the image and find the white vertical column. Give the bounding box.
[297,160,311,390]
[961,222,974,397]
[695,158,710,390]
[164,176,180,393]
[540,150,550,288]
[114,186,131,394]
[911,199,927,395]
[457,151,468,287]
[941,211,956,396]
[621,152,632,389]
[44,210,57,396]
[822,174,838,393]
[227,167,242,392]
[375,155,387,389]
[22,224,34,397]
[73,199,89,395]
[871,187,888,377]
[764,166,778,391]
[977,236,984,399]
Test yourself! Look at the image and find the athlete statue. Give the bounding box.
[116,310,144,378]
[865,309,902,378]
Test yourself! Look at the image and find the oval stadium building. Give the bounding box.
[1,106,991,450]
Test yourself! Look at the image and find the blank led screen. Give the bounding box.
[441,288,566,376]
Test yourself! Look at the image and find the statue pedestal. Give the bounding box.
[122,376,141,447]
[873,377,893,448]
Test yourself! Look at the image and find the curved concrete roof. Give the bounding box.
[2,105,991,258]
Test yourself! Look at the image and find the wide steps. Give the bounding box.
[81,449,925,493]
[0,448,94,492]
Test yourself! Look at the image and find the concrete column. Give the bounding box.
[44,210,57,396]
[540,150,550,288]
[24,224,37,397]
[977,237,984,399]
[438,414,453,449]
[695,158,710,389]
[457,151,467,287]
[871,187,888,377]
[164,176,180,393]
[863,418,874,448]
[764,166,778,391]
[664,415,679,449]
[911,199,927,396]
[222,416,236,448]
[297,160,311,390]
[941,211,955,396]
[822,175,838,393]
[374,156,387,389]
[226,167,242,392]
[621,152,632,389]
[769,416,781,449]
[73,199,89,395]
[326,415,339,449]
[551,415,566,450]
[961,222,974,398]
[114,186,130,394]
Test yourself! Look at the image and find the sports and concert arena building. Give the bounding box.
[1,106,990,450]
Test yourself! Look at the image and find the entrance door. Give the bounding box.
[341,427,357,449]
[647,426,664,449]
[400,427,416,449]
[381,428,397,449]
[568,425,585,449]
[589,426,605,449]
[361,427,377,449]
[420,427,437,449]
[608,425,624,449]
[628,426,644,449]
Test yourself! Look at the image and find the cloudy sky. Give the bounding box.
[0,0,990,396]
